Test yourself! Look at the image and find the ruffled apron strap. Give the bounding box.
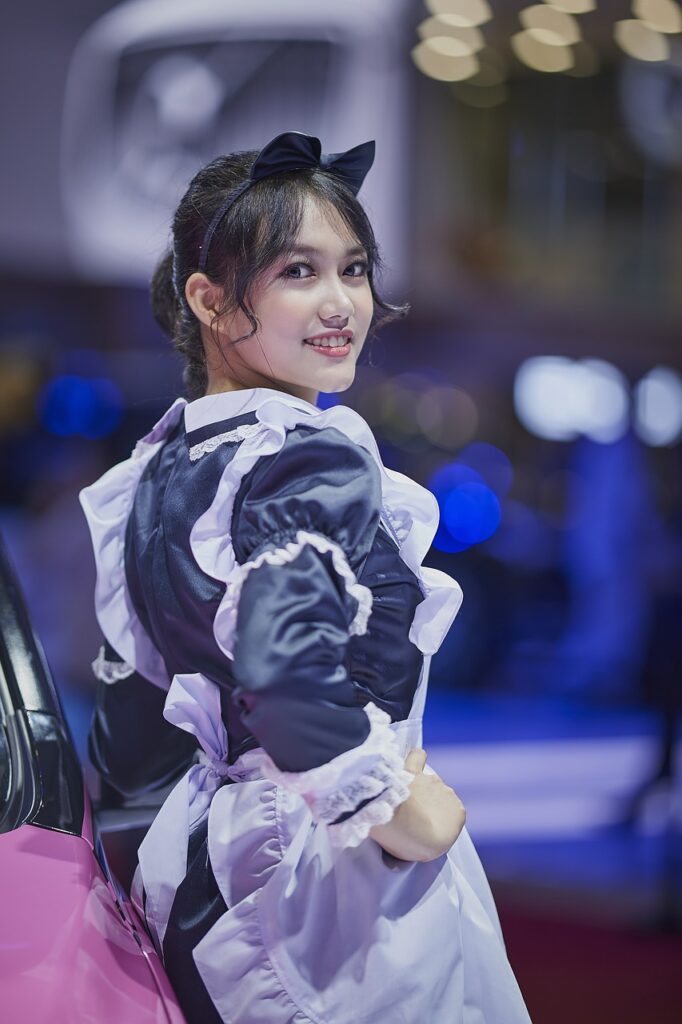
[78,396,187,690]
[136,672,231,953]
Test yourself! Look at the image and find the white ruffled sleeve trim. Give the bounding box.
[258,702,415,850]
[224,528,373,637]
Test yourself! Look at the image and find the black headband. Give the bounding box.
[196,130,376,274]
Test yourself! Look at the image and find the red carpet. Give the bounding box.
[498,899,682,1024]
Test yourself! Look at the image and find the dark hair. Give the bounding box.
[150,150,410,399]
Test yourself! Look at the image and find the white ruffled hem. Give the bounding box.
[258,702,414,850]
[223,528,373,637]
[194,892,315,1024]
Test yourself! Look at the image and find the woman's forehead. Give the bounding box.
[293,194,363,252]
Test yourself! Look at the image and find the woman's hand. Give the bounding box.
[368,748,466,863]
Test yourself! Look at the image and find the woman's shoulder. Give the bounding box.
[186,401,385,602]
[230,420,383,561]
[232,418,381,523]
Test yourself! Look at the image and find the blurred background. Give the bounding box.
[1,1,681,1020]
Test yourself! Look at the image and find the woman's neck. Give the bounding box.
[204,372,318,407]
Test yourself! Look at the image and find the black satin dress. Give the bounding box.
[88,410,425,1021]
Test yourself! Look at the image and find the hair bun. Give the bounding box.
[150,249,178,338]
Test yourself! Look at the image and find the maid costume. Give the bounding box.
[81,386,533,1024]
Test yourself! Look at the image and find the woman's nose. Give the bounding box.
[318,278,355,322]
[318,312,350,329]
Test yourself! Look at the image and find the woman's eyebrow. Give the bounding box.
[287,244,368,258]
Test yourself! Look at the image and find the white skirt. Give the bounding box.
[187,720,534,1024]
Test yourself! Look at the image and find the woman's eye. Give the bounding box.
[281,259,369,280]
[282,262,314,279]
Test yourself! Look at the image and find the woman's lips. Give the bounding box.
[303,339,352,357]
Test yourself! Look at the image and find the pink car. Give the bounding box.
[0,538,186,1024]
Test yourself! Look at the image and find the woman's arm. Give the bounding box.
[225,425,415,847]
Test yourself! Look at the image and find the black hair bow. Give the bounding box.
[197,131,375,272]
[251,131,375,196]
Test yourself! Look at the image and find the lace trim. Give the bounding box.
[91,644,135,684]
[226,528,373,637]
[188,422,262,462]
[381,503,407,546]
[326,769,415,849]
[259,702,414,849]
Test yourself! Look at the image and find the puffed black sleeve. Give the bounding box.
[228,424,414,849]
[88,639,197,798]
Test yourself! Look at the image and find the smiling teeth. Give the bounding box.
[304,338,348,347]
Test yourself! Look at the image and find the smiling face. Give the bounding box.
[197,193,375,404]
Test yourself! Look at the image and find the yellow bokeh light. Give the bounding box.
[425,0,492,26]
[511,29,575,71]
[633,0,682,34]
[529,27,572,46]
[418,17,486,53]
[420,32,479,57]
[416,387,479,450]
[412,39,480,80]
[542,0,595,12]
[614,19,670,61]
[519,4,582,44]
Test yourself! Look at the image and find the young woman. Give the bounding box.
[81,131,533,1024]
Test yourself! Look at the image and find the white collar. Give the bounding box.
[183,387,319,433]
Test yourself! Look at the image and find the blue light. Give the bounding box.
[39,375,123,439]
[444,482,501,545]
[457,441,513,497]
[429,461,502,553]
[429,462,482,493]
[317,391,341,410]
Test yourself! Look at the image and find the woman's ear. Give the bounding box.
[185,272,223,328]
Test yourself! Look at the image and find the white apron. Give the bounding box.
[133,653,533,1024]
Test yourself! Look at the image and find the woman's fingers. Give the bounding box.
[370,748,467,861]
[404,747,427,774]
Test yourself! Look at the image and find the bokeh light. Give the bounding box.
[511,29,575,72]
[634,366,682,446]
[412,37,480,80]
[418,18,486,53]
[425,0,492,25]
[578,359,631,443]
[38,375,123,439]
[514,357,630,443]
[519,5,582,45]
[633,0,682,34]
[614,19,670,61]
[543,0,595,12]
[458,441,514,497]
[429,461,502,552]
[416,385,479,449]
